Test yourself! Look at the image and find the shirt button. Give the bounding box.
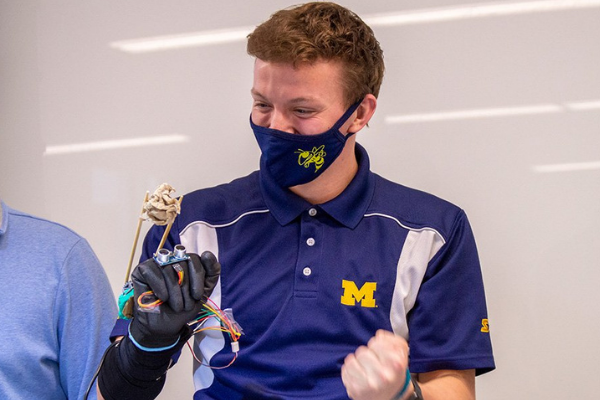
[306,238,315,246]
[303,267,312,276]
[308,208,317,217]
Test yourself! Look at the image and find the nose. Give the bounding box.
[268,110,295,134]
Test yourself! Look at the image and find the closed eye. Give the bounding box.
[294,108,316,117]
[253,101,271,111]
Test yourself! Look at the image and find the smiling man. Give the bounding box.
[98,3,495,400]
[250,58,374,204]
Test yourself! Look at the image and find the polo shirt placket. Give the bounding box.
[295,207,323,297]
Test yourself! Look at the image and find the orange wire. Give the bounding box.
[186,341,238,369]
[136,264,184,308]
[137,290,162,308]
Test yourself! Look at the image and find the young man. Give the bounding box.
[0,199,116,399]
[98,3,495,400]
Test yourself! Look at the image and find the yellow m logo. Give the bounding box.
[341,280,377,308]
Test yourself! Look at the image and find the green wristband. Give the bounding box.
[394,369,412,399]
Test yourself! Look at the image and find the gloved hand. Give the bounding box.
[129,250,221,350]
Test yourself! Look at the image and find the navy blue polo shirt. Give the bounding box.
[116,143,494,399]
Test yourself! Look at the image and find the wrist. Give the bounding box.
[128,318,187,350]
[98,335,175,400]
[393,370,424,400]
[405,376,424,400]
[393,369,412,400]
[120,335,176,376]
[128,323,180,352]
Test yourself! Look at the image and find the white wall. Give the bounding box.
[1,1,599,399]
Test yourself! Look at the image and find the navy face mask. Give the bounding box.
[251,101,362,188]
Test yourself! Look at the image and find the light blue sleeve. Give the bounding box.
[54,238,117,400]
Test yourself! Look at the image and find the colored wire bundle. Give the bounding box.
[187,298,243,369]
[136,264,184,309]
[137,290,162,308]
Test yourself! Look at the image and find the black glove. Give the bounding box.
[129,250,220,349]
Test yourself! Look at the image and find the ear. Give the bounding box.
[348,94,377,134]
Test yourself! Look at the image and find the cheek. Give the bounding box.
[297,120,330,136]
[251,110,269,127]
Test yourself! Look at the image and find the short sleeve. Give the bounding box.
[55,238,117,399]
[407,211,495,375]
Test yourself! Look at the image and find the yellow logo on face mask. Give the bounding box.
[296,145,326,172]
[341,280,377,308]
[481,319,490,333]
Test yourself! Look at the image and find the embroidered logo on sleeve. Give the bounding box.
[341,280,377,308]
[481,318,490,333]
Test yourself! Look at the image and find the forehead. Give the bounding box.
[252,59,345,104]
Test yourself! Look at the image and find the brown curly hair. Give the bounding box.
[247,2,385,106]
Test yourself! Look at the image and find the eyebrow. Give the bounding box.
[250,89,318,105]
[250,88,266,100]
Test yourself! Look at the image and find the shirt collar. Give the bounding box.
[259,143,375,228]
[259,158,310,226]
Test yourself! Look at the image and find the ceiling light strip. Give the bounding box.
[385,104,562,124]
[110,27,253,54]
[565,100,600,110]
[364,0,600,27]
[533,161,600,173]
[44,134,189,156]
[109,0,600,53]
